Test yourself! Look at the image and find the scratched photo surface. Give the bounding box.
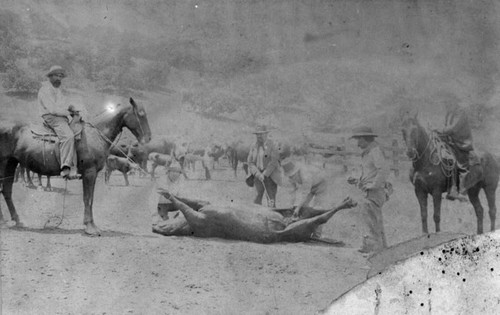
[1,0,499,314]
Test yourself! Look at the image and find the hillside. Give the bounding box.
[1,0,500,150]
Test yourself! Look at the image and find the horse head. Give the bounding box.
[401,112,428,161]
[124,98,152,144]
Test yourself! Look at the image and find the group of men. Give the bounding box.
[246,103,474,256]
[37,65,474,257]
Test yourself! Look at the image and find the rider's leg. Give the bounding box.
[42,115,76,178]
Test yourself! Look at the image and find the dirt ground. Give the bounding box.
[1,158,497,315]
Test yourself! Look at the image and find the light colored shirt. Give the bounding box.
[358,142,389,190]
[289,163,327,208]
[38,81,66,117]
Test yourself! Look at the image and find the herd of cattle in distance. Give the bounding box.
[14,136,334,189]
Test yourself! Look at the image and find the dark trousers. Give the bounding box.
[254,176,277,207]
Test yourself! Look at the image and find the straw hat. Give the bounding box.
[46,65,66,78]
[350,125,378,139]
[280,158,299,177]
[252,125,271,134]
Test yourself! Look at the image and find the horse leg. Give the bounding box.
[484,186,497,232]
[431,192,443,233]
[467,186,484,234]
[416,189,429,234]
[82,168,101,236]
[46,176,52,191]
[2,159,23,227]
[123,172,129,186]
[26,170,35,188]
[37,173,44,191]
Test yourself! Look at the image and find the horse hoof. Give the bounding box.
[85,225,102,236]
[15,221,25,228]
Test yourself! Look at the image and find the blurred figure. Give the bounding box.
[280,150,330,238]
[247,126,281,207]
[348,126,390,256]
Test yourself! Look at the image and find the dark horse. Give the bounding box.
[401,114,498,234]
[0,98,151,235]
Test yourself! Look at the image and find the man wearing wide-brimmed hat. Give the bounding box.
[38,65,78,179]
[347,125,390,256]
[247,125,281,207]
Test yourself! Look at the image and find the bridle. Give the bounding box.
[404,120,432,163]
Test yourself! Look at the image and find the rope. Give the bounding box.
[258,176,273,208]
[85,122,149,176]
[428,132,455,178]
[44,179,67,229]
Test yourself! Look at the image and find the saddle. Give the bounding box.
[435,135,482,190]
[30,115,84,143]
[30,122,58,143]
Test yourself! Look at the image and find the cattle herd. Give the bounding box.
[15,136,334,189]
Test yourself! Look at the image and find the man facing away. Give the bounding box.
[247,125,281,207]
[38,65,79,180]
[347,126,390,256]
[440,100,474,201]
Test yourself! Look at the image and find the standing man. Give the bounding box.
[38,65,77,179]
[247,126,281,207]
[348,126,390,256]
[440,100,473,200]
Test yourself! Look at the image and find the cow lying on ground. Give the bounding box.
[153,189,356,243]
[105,155,139,186]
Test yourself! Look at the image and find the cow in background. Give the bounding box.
[209,144,226,169]
[104,155,139,186]
[149,152,180,180]
[225,140,250,178]
[15,165,52,191]
[183,144,212,180]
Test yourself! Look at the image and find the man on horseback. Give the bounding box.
[38,65,79,180]
[439,99,473,201]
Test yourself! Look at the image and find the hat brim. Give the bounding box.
[47,71,66,78]
[350,133,378,139]
[253,131,270,134]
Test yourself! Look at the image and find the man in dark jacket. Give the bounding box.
[247,126,281,207]
[441,101,473,200]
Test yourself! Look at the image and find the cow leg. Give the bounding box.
[150,163,157,181]
[82,167,101,236]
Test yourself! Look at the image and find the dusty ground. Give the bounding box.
[1,158,497,315]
